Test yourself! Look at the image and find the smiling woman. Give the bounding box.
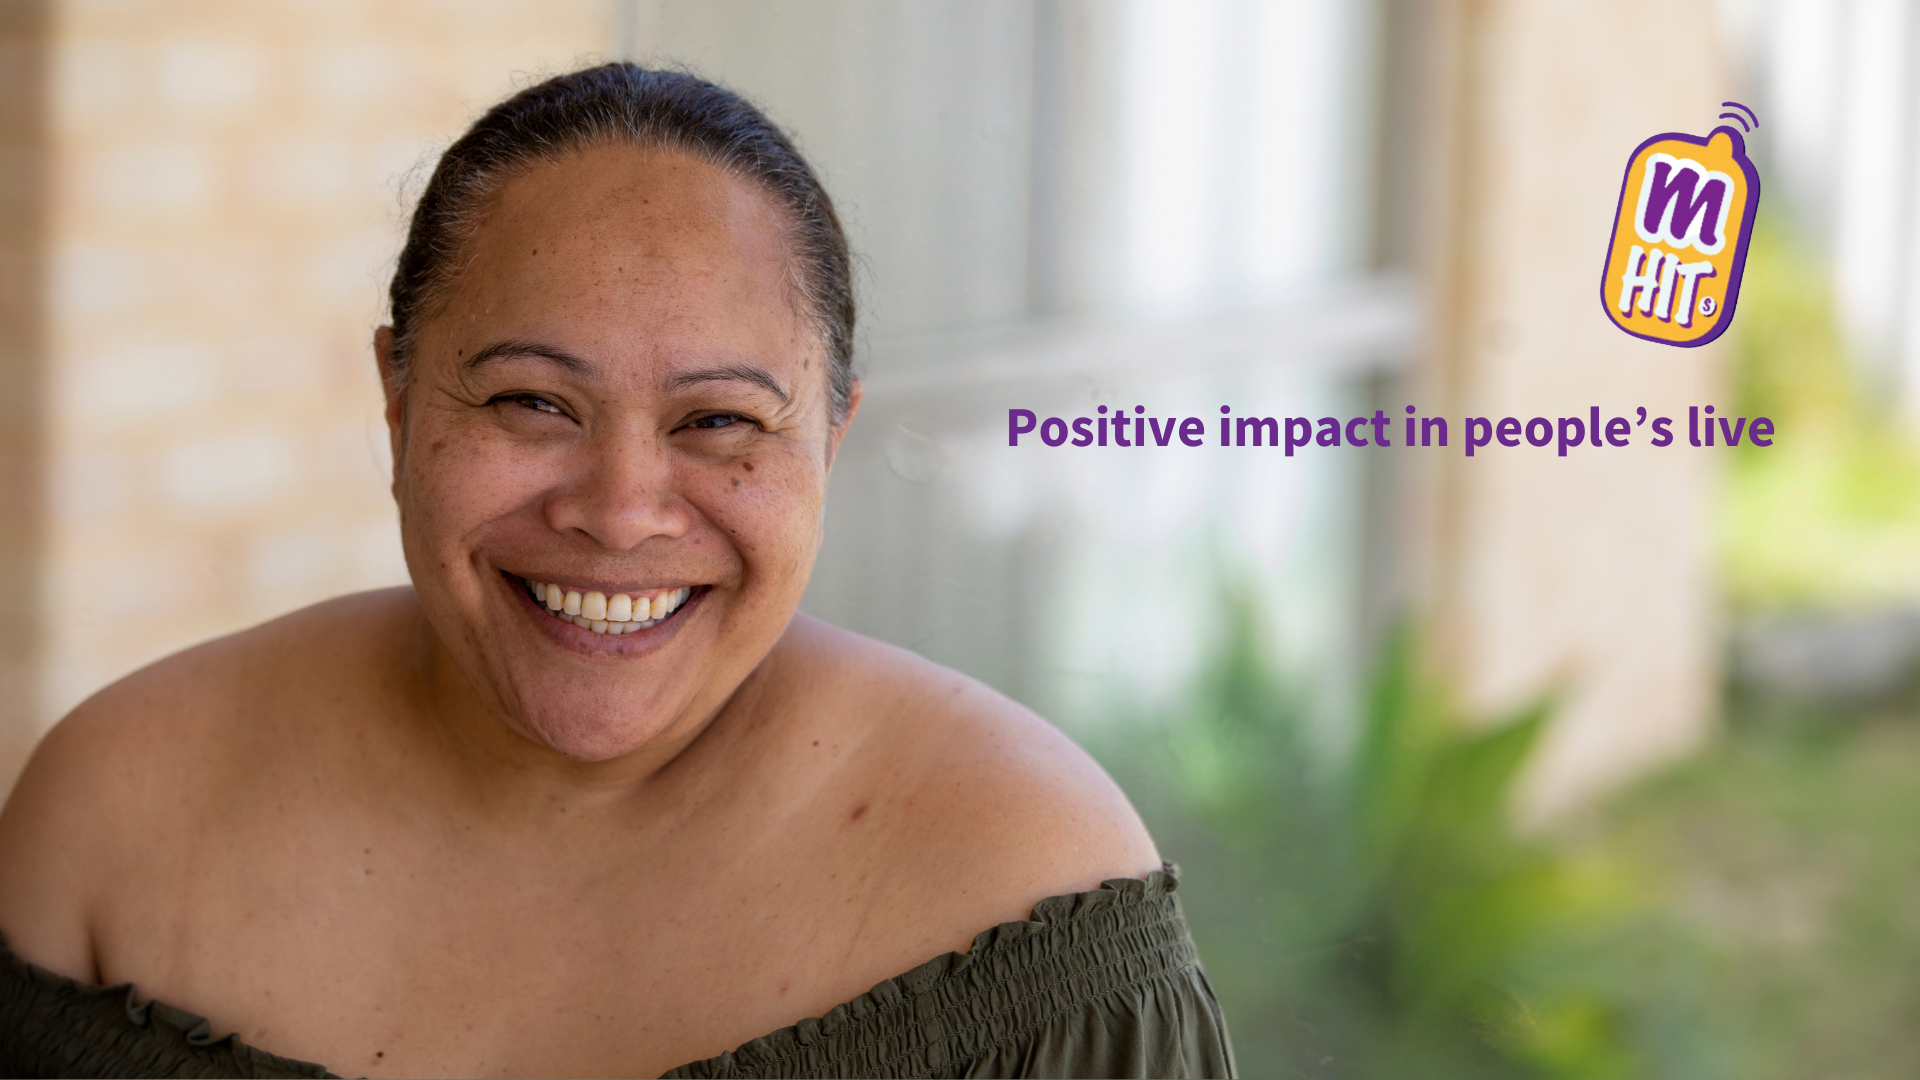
[0,66,1233,1079]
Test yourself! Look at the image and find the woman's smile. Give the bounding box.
[520,575,694,634]
[503,570,704,649]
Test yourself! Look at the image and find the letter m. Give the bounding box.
[1236,416,1278,447]
[1634,153,1732,255]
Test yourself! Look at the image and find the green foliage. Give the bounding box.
[1728,221,1855,433]
[1093,590,1666,1079]
[1722,221,1920,608]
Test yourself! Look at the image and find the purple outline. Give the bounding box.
[1598,125,1761,348]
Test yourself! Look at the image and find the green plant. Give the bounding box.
[1091,590,1666,1078]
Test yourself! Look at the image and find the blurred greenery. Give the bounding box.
[1606,710,1920,1080]
[1076,222,1920,1078]
[1724,220,1920,608]
[1089,587,1920,1079]
[1090,593,1683,1079]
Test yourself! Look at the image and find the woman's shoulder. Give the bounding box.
[12,587,418,782]
[0,589,419,978]
[767,616,1162,945]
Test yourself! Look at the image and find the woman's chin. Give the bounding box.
[514,705,671,763]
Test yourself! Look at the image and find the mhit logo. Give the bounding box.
[1600,107,1760,347]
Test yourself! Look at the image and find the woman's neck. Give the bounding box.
[386,614,766,832]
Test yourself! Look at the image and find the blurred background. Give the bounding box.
[0,0,1913,1076]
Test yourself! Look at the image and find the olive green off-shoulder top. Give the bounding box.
[0,865,1234,1079]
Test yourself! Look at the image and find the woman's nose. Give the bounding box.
[541,433,689,551]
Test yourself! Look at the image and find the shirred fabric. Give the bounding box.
[0,936,333,1079]
[663,865,1235,1079]
[0,864,1233,1079]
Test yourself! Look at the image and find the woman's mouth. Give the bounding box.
[517,577,693,635]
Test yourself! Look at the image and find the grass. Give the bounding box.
[1603,709,1920,1080]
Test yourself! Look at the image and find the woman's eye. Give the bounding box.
[505,394,564,416]
[688,413,744,429]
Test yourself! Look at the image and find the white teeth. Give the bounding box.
[524,579,693,633]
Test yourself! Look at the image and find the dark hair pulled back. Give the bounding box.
[387,63,857,422]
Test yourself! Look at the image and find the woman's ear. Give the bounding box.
[826,380,863,469]
[374,326,405,478]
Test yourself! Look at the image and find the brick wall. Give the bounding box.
[3,0,612,794]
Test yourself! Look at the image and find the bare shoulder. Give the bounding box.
[0,588,418,979]
[774,617,1160,930]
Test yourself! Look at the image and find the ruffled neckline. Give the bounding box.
[664,862,1183,1078]
[0,935,335,1077]
[1,864,1183,1080]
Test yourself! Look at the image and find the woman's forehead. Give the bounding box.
[477,145,790,281]
[435,145,809,366]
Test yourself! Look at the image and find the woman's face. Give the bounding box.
[381,145,851,762]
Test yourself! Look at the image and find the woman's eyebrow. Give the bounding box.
[666,363,791,404]
[463,339,593,375]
